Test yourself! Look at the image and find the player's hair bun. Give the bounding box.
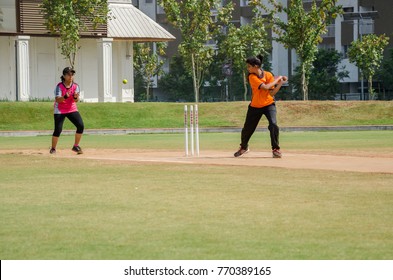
[256,55,264,65]
[245,54,264,67]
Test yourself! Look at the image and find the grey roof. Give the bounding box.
[108,3,175,41]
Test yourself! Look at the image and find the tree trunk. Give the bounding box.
[146,85,150,102]
[304,77,308,101]
[69,52,76,68]
[69,44,77,68]
[191,53,199,103]
[368,75,375,100]
[243,72,248,101]
[301,64,308,101]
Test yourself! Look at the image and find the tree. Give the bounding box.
[291,48,349,100]
[377,48,393,100]
[218,14,270,101]
[133,42,167,101]
[158,55,194,102]
[202,56,224,101]
[159,0,233,103]
[41,0,109,68]
[250,0,342,100]
[348,34,390,100]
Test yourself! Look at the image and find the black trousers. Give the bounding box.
[240,104,280,150]
[53,111,84,137]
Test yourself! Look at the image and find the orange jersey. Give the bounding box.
[248,71,275,108]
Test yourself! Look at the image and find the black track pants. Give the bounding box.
[53,111,84,137]
[240,104,280,150]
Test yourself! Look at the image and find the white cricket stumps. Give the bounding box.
[184,104,200,157]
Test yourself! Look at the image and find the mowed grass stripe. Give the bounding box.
[0,132,392,259]
[0,154,392,259]
[0,131,392,156]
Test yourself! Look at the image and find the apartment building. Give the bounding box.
[135,0,392,100]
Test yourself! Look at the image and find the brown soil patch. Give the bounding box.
[1,148,392,174]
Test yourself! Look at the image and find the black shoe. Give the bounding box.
[72,145,83,154]
[272,149,282,158]
[234,146,249,157]
[49,148,56,154]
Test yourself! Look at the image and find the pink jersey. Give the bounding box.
[54,82,80,114]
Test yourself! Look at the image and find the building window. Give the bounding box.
[342,45,349,59]
[319,43,335,51]
[343,7,354,13]
[0,0,17,33]
[240,1,250,7]
[146,0,153,3]
[360,19,374,35]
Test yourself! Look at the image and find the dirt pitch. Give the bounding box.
[2,148,392,174]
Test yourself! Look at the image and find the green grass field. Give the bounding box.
[1,101,393,130]
[1,131,392,260]
[1,130,392,155]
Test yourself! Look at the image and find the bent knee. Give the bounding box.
[76,124,84,134]
[53,130,62,137]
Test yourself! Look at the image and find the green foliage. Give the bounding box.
[133,72,146,102]
[291,49,349,100]
[133,42,167,101]
[348,34,390,99]
[41,0,109,67]
[217,11,270,100]
[218,17,269,73]
[250,0,342,100]
[159,0,233,102]
[377,48,393,100]
[158,56,194,102]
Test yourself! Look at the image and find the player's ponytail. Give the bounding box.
[60,75,65,82]
[256,55,264,66]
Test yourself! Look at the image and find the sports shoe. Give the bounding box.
[49,148,56,154]
[272,148,282,158]
[234,146,249,157]
[72,145,83,154]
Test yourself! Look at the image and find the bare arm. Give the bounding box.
[73,92,80,102]
[270,76,288,96]
[270,82,283,96]
[55,92,69,103]
[55,91,79,103]
[259,76,283,90]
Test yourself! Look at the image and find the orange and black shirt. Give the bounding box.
[248,71,275,108]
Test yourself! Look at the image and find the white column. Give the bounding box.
[121,41,134,102]
[335,16,342,53]
[97,38,113,102]
[271,0,289,77]
[15,36,30,101]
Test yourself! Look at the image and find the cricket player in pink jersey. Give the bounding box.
[50,67,84,154]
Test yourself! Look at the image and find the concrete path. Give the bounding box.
[1,125,392,137]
